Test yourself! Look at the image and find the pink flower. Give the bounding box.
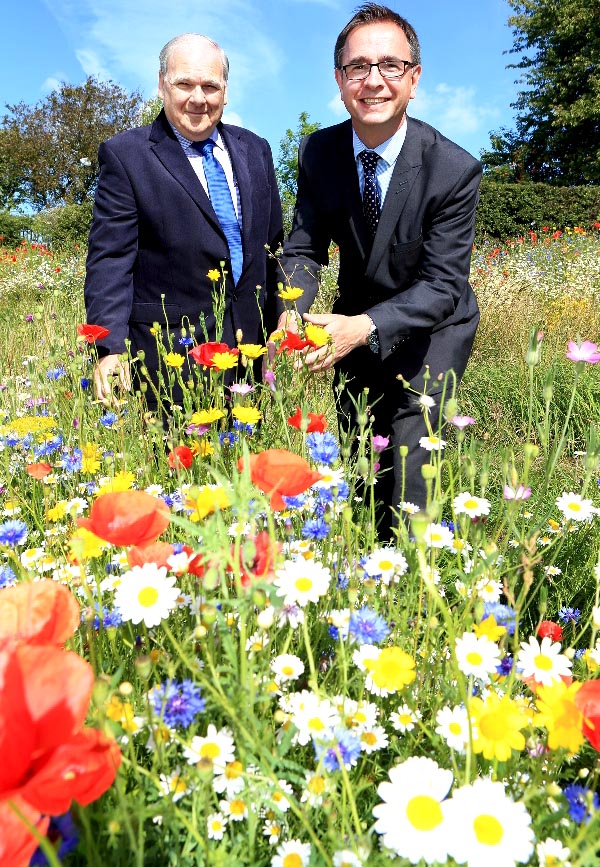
[504,484,532,501]
[450,415,475,430]
[372,435,390,453]
[566,340,600,364]
[229,383,255,396]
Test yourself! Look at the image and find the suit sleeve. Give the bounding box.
[367,158,482,361]
[263,139,285,330]
[84,141,139,356]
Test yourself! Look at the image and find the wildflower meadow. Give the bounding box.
[1,225,600,867]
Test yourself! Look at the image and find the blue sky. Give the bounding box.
[1,0,519,160]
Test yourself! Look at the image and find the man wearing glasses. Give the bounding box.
[278,3,481,537]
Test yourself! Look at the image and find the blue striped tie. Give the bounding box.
[194,139,243,284]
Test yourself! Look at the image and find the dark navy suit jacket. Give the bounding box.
[85,110,283,383]
[278,117,481,395]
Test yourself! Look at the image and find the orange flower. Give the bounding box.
[0,581,80,646]
[25,462,52,480]
[574,679,600,751]
[189,341,239,369]
[238,449,323,510]
[127,541,175,569]
[287,407,327,433]
[77,323,110,343]
[77,490,170,547]
[168,445,194,470]
[233,531,281,588]
[277,330,310,353]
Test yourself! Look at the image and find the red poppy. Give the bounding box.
[0,641,121,817]
[0,798,49,867]
[234,531,281,587]
[574,679,600,751]
[77,324,110,344]
[0,581,80,646]
[168,445,194,470]
[287,407,327,433]
[238,449,324,510]
[77,490,170,547]
[277,330,310,353]
[25,462,52,479]
[189,341,239,368]
[537,620,563,642]
[127,541,175,569]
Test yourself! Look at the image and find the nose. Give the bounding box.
[188,85,207,103]
[364,64,384,85]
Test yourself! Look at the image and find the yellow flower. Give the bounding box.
[238,343,267,360]
[190,407,225,425]
[81,442,103,474]
[106,696,140,733]
[364,646,416,692]
[185,485,230,521]
[211,351,239,371]
[96,470,136,496]
[47,501,68,522]
[304,323,330,347]
[474,615,507,642]
[69,526,110,561]
[232,405,262,426]
[536,680,584,753]
[207,269,221,282]
[278,285,304,301]
[468,693,529,761]
[165,352,185,368]
[0,415,57,438]
[194,439,215,457]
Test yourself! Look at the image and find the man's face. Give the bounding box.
[158,38,227,141]
[334,21,421,148]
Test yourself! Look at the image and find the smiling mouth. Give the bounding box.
[362,98,388,105]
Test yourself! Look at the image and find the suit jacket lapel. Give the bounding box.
[365,119,422,280]
[337,121,372,260]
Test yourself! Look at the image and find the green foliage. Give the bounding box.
[0,77,143,211]
[276,111,320,199]
[475,179,600,240]
[0,211,32,246]
[29,201,94,251]
[482,0,600,184]
[139,96,163,127]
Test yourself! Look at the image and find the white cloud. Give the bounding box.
[411,83,500,140]
[75,48,111,80]
[327,91,346,118]
[41,75,65,93]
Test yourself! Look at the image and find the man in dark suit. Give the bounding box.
[85,33,283,409]
[277,3,481,535]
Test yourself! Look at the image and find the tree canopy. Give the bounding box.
[1,77,143,211]
[276,111,321,200]
[481,0,600,185]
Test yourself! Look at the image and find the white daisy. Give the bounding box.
[183,724,235,773]
[271,654,305,684]
[517,635,572,686]
[423,522,455,549]
[445,778,534,867]
[359,724,389,753]
[453,492,491,518]
[389,703,421,733]
[157,768,190,802]
[536,837,571,867]
[114,564,179,628]
[435,705,471,752]
[246,630,270,654]
[287,691,340,745]
[220,796,248,821]
[274,557,331,607]
[474,576,503,603]
[455,632,501,680]
[362,547,408,584]
[271,839,311,867]
[269,779,294,813]
[300,771,329,807]
[333,849,364,867]
[373,756,453,864]
[419,435,446,451]
[263,819,283,845]
[206,811,227,840]
[213,760,245,797]
[556,492,596,522]
[335,697,379,733]
[399,501,420,514]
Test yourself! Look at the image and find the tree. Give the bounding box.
[481,0,600,185]
[1,77,143,211]
[276,112,321,231]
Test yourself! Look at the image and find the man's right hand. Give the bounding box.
[93,355,131,406]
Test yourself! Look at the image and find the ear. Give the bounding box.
[334,67,344,98]
[409,65,422,100]
[158,73,165,101]
[223,84,228,106]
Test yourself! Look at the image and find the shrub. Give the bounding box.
[30,200,93,251]
[0,210,32,246]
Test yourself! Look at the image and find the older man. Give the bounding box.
[278,3,481,536]
[85,33,283,408]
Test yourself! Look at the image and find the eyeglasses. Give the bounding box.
[341,60,415,81]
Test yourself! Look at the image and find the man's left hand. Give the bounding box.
[299,312,372,372]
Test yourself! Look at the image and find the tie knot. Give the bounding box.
[192,138,215,156]
[359,150,379,175]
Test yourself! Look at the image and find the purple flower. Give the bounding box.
[314,729,361,771]
[558,607,581,624]
[372,435,390,453]
[150,679,205,729]
[566,340,600,364]
[450,415,475,430]
[349,606,389,644]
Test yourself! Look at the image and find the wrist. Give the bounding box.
[364,315,380,354]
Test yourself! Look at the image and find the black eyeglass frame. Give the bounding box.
[340,60,416,81]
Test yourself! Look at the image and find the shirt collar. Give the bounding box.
[169,122,223,157]
[352,117,409,165]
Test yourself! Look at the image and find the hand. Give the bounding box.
[298,312,372,372]
[93,355,131,406]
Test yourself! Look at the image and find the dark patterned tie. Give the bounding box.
[359,150,381,237]
[192,138,243,284]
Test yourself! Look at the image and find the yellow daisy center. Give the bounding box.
[473,813,504,846]
[466,651,483,666]
[308,775,326,794]
[200,742,220,759]
[138,587,159,607]
[449,722,462,735]
[464,498,478,510]
[230,799,246,815]
[534,653,553,671]
[378,559,393,571]
[308,717,325,732]
[282,854,302,867]
[405,795,444,831]
[225,761,243,779]
[295,577,313,592]
[479,709,506,740]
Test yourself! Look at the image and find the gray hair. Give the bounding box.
[159,33,230,82]
[334,4,421,69]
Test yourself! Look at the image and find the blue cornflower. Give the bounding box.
[60,448,83,473]
[563,784,600,823]
[496,655,515,677]
[483,602,517,636]
[80,377,92,390]
[83,604,123,630]
[179,336,194,346]
[30,812,79,865]
[441,518,455,533]
[302,517,330,541]
[0,564,17,588]
[4,432,20,447]
[34,435,63,458]
[0,520,28,547]
[99,412,118,427]
[558,607,581,624]
[306,431,339,465]
[336,571,349,590]
[314,729,361,772]
[232,420,255,435]
[328,625,340,641]
[150,679,205,729]
[349,606,390,644]
[219,431,239,447]
[282,494,306,510]
[47,366,67,380]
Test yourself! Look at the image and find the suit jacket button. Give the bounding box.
[232,293,238,301]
